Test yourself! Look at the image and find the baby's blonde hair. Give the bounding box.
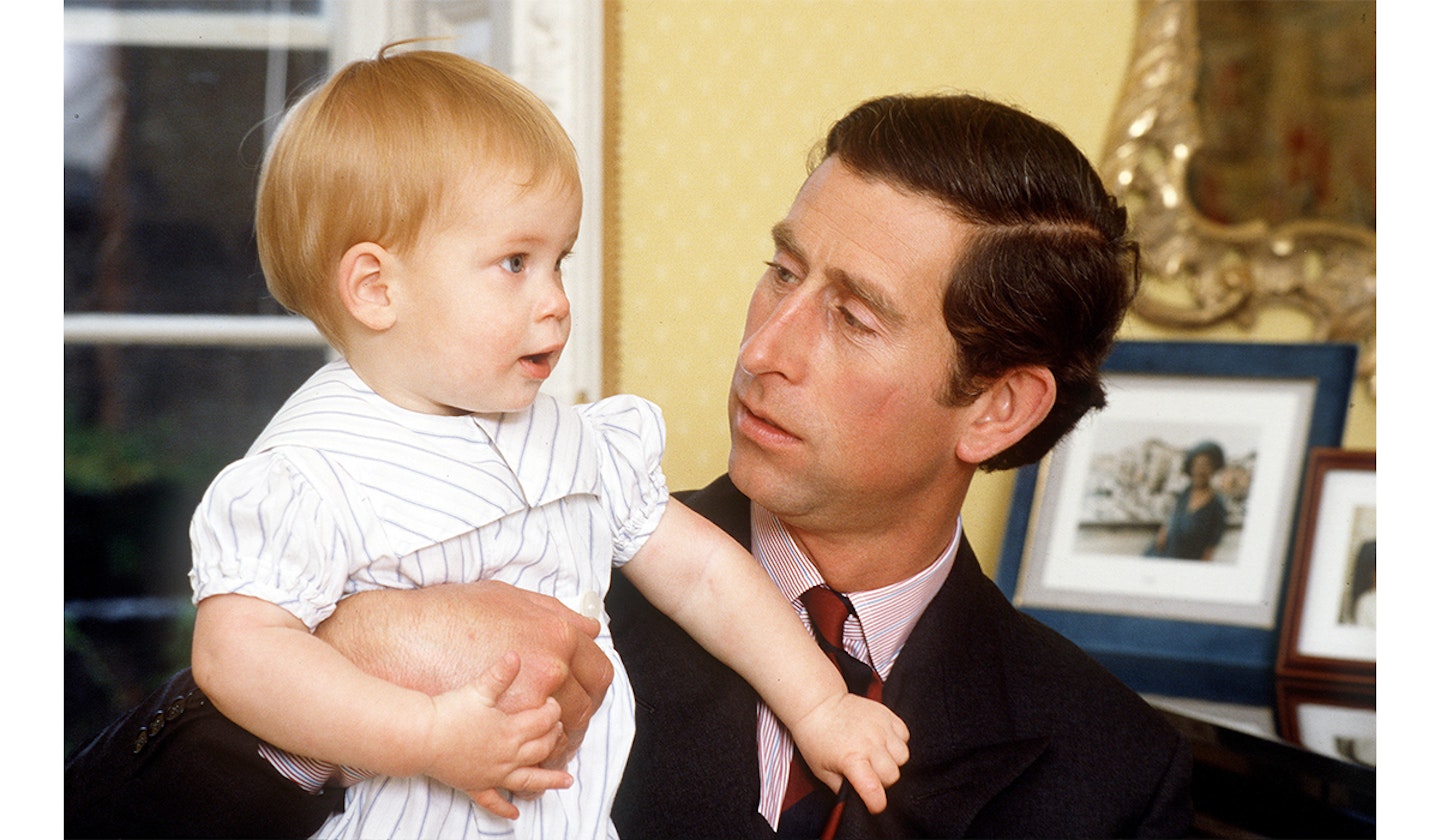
[255,45,580,348]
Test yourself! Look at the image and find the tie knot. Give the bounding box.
[799,585,852,648]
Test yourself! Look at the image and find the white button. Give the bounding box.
[577,590,604,620]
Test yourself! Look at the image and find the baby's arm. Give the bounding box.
[191,592,572,815]
[619,501,909,814]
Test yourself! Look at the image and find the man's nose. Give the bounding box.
[737,290,812,380]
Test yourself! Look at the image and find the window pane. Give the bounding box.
[65,343,329,597]
[63,7,336,762]
[65,43,327,314]
[65,343,328,757]
[66,1,324,13]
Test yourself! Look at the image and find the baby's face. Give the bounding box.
[382,167,581,415]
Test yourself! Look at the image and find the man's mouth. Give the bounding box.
[735,398,800,445]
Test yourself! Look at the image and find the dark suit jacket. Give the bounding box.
[608,475,1193,838]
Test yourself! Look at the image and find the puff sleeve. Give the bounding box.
[188,451,359,630]
[578,395,669,566]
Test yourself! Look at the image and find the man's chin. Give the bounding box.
[726,444,765,495]
[728,445,800,511]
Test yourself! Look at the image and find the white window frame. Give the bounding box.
[63,0,605,405]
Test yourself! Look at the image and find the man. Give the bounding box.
[67,93,1190,838]
[604,94,1191,837]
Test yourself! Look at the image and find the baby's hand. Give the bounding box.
[789,693,909,814]
[421,651,573,819]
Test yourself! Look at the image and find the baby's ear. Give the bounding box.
[336,242,396,331]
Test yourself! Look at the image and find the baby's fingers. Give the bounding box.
[509,703,566,766]
[469,788,519,820]
[888,723,911,768]
[891,714,911,745]
[842,758,890,815]
[474,651,525,706]
[501,764,575,795]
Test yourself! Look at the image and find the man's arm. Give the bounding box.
[63,581,610,839]
[315,580,613,760]
[191,593,571,800]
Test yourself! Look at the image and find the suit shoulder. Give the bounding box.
[1003,607,1176,735]
[972,592,1192,833]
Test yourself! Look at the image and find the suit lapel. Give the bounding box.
[674,475,769,822]
[610,575,771,836]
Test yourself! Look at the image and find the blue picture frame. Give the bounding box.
[996,341,1357,691]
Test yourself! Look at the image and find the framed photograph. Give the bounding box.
[996,341,1356,670]
[1276,449,1376,684]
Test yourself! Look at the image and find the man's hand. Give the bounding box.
[315,581,613,767]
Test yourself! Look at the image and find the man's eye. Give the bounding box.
[839,307,874,333]
[765,261,798,284]
[502,255,526,274]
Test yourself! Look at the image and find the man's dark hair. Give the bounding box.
[818,93,1138,470]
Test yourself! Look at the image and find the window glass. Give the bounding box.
[64,27,332,759]
[65,44,327,316]
[66,0,322,11]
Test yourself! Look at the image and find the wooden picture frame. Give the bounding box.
[1276,449,1377,685]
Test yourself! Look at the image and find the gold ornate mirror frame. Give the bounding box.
[1100,0,1376,390]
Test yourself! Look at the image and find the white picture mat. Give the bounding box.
[1296,469,1377,660]
[1016,373,1315,627]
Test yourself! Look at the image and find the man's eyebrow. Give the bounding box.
[770,222,805,265]
[771,221,907,329]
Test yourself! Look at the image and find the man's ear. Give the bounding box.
[336,242,397,332]
[954,365,1057,466]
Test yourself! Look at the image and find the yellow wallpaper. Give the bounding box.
[603,0,1375,572]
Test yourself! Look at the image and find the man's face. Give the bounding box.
[728,157,973,537]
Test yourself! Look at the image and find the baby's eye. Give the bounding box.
[501,254,526,274]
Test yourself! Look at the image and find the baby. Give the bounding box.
[187,45,908,839]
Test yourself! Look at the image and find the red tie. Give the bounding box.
[777,586,883,839]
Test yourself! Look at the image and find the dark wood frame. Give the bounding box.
[1275,449,1376,685]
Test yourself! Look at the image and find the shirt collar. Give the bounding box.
[749,505,959,679]
[470,392,601,509]
[254,360,602,552]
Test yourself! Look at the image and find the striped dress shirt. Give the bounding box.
[189,360,668,840]
[749,506,959,827]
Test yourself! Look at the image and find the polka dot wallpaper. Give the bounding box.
[603,0,1139,567]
